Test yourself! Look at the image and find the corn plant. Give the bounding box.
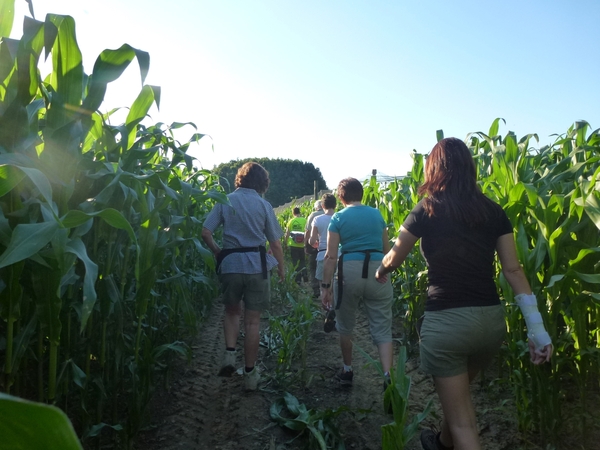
[460,120,599,443]
[270,391,348,450]
[357,344,432,449]
[0,4,225,448]
[264,282,318,388]
[359,118,599,447]
[0,392,83,450]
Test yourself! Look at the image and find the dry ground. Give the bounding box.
[136,291,595,450]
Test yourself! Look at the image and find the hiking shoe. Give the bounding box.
[244,366,260,391]
[218,350,236,377]
[420,429,438,450]
[336,369,353,386]
[420,429,454,450]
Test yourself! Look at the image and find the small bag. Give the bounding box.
[290,231,304,244]
[304,242,318,255]
[323,309,336,333]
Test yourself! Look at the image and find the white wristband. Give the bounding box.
[515,293,552,350]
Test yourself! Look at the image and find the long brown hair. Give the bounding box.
[418,138,494,225]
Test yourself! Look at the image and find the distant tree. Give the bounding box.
[213,158,328,207]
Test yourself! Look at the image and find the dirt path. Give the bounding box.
[137,296,525,450]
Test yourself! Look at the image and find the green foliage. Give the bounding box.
[264,274,318,388]
[357,345,431,449]
[0,5,223,448]
[270,391,348,450]
[213,157,328,207]
[360,119,600,448]
[0,393,83,450]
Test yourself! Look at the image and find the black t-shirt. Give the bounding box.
[402,198,513,311]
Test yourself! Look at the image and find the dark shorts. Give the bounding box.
[218,273,270,312]
[419,304,506,377]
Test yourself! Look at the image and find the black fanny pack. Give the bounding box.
[216,245,268,279]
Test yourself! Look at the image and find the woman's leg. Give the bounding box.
[434,371,481,450]
[439,365,482,448]
[377,341,393,374]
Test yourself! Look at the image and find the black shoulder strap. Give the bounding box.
[336,249,381,310]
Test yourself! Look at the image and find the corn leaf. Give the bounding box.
[0,221,59,268]
[65,238,98,331]
[0,393,83,450]
[0,0,15,38]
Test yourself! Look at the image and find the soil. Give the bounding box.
[135,293,558,450]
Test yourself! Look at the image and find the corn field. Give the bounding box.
[0,5,225,447]
[1,2,599,450]
[362,119,600,447]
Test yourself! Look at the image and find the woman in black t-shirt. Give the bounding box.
[375,138,552,450]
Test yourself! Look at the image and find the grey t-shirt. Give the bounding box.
[305,209,324,231]
[204,188,283,274]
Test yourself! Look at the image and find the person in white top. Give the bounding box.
[309,193,337,283]
[304,200,324,297]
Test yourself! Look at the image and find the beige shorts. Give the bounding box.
[419,304,506,377]
[334,260,393,345]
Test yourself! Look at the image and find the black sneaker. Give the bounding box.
[420,429,454,450]
[420,429,438,450]
[336,369,353,386]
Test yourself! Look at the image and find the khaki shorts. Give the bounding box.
[218,273,270,312]
[334,260,393,345]
[419,304,506,377]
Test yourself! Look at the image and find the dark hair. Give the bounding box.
[235,162,270,194]
[419,138,495,225]
[337,178,363,203]
[321,193,336,210]
[293,206,301,215]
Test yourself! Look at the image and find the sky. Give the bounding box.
[9,0,600,189]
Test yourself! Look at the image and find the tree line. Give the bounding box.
[213,158,328,207]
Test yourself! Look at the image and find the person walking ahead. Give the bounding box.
[286,207,308,283]
[305,200,324,297]
[309,194,336,285]
[375,138,552,450]
[320,178,393,386]
[202,162,285,391]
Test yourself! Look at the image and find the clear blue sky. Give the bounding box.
[11,0,600,189]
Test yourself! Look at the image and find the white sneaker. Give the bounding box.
[244,366,260,391]
[218,350,236,377]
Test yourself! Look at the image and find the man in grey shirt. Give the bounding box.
[202,162,285,391]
